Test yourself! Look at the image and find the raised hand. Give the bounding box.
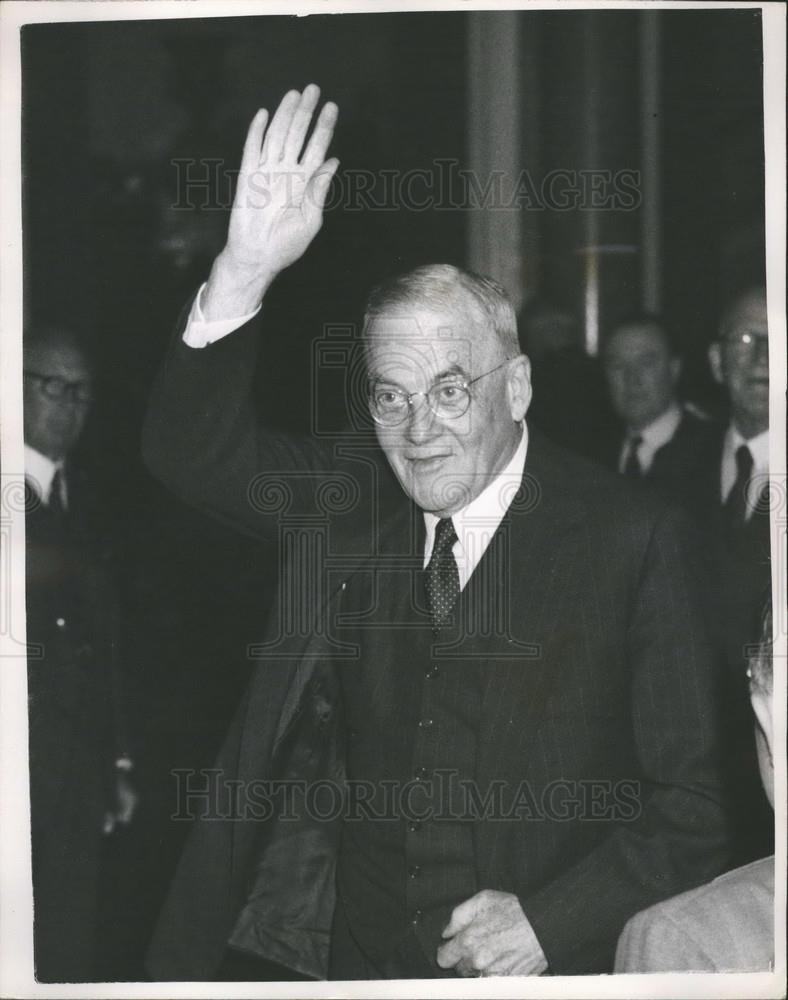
[203,84,339,320]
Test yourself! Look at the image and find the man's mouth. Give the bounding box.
[406,453,451,473]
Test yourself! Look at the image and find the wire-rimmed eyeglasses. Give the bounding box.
[368,358,511,427]
[722,330,769,355]
[24,370,93,404]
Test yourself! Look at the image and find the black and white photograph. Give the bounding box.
[0,1,785,996]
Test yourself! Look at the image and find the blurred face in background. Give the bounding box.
[23,338,93,461]
[709,288,769,440]
[603,322,681,432]
[366,305,531,517]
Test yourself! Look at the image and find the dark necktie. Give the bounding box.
[623,435,643,479]
[48,468,66,519]
[723,444,753,528]
[425,517,460,628]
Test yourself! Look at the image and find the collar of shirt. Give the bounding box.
[422,425,528,590]
[24,444,65,507]
[721,425,769,514]
[619,402,682,474]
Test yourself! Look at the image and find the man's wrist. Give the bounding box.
[201,248,278,321]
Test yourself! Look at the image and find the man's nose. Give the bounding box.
[405,394,437,443]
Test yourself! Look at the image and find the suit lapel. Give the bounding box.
[475,433,587,770]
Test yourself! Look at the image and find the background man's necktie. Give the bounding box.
[623,435,643,479]
[425,517,460,628]
[48,468,66,519]
[723,443,754,528]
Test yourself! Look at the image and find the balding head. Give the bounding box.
[362,265,531,515]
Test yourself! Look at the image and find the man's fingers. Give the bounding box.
[301,100,339,175]
[436,934,465,969]
[282,83,321,161]
[305,158,339,218]
[261,88,301,163]
[441,894,479,939]
[239,108,269,178]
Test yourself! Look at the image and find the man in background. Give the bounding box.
[518,298,616,461]
[701,287,772,865]
[615,603,775,972]
[601,315,712,517]
[24,326,137,981]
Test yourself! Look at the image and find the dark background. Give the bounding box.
[21,8,765,978]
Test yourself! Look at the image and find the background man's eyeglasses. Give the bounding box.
[368,359,510,427]
[24,370,93,404]
[722,331,769,354]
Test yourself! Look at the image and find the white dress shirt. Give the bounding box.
[721,425,769,520]
[422,426,528,590]
[182,282,261,348]
[618,403,683,475]
[24,444,67,509]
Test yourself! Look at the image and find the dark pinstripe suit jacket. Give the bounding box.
[143,312,730,979]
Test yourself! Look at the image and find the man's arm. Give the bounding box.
[142,87,341,540]
[516,504,730,973]
[439,503,730,976]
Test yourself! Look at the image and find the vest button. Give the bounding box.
[411,909,422,926]
[407,820,422,833]
[418,718,433,729]
[414,766,429,781]
[425,665,440,678]
[408,865,421,879]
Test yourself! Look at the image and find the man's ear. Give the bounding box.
[708,342,724,385]
[507,354,532,422]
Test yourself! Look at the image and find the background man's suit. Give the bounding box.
[602,410,717,520]
[25,467,127,981]
[143,308,730,978]
[690,427,773,864]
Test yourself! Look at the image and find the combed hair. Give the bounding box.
[606,313,677,357]
[363,264,519,358]
[23,324,94,373]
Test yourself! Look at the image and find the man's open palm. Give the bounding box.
[225,84,339,277]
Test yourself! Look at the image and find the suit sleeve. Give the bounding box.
[614,905,716,973]
[519,505,731,973]
[142,294,336,543]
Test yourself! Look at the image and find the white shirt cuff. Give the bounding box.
[182,282,262,348]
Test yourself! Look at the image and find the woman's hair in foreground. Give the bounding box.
[363,264,520,358]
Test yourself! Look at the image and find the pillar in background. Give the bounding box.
[538,11,643,354]
[466,11,525,311]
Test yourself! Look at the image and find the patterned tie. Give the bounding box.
[723,444,753,528]
[623,435,643,479]
[425,517,460,628]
